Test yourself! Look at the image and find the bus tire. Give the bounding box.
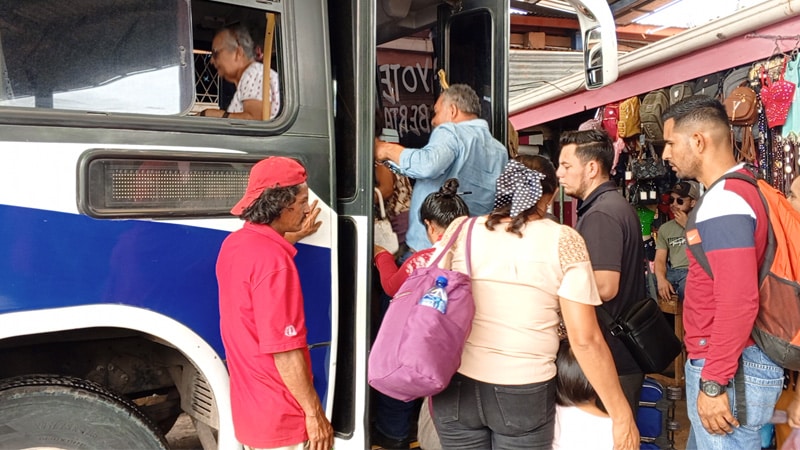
[0,374,168,449]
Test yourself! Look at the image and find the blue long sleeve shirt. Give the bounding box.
[386,118,508,251]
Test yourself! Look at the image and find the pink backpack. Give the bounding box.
[368,217,476,401]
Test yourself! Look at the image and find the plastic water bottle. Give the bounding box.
[419,276,448,314]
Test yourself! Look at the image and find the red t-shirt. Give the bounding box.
[216,222,310,448]
[374,247,436,296]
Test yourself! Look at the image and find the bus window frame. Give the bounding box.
[0,0,298,137]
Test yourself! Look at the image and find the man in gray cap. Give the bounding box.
[654,180,699,301]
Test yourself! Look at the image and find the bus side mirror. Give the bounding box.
[584,26,614,89]
[568,0,619,89]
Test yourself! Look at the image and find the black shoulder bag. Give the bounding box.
[597,298,683,374]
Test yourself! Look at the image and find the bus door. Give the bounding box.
[437,0,508,145]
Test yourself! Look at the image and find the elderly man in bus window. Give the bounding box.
[199,24,280,120]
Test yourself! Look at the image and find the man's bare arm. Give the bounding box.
[274,348,333,450]
[593,269,620,301]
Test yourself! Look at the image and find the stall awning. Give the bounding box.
[509,5,800,130]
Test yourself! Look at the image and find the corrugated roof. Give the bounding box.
[509,49,584,98]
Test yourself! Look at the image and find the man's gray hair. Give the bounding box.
[218,24,257,60]
[441,84,481,116]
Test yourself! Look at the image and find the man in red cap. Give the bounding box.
[216,156,333,450]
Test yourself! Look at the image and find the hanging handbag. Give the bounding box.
[579,107,604,132]
[628,179,659,206]
[760,59,797,128]
[597,298,683,374]
[368,217,477,401]
[630,145,667,180]
[374,188,399,254]
[724,84,758,126]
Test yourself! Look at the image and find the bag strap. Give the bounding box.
[648,143,659,161]
[687,167,771,283]
[596,301,623,336]
[429,216,477,277]
[465,216,476,277]
[374,187,387,219]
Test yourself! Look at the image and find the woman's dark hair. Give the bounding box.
[556,339,607,413]
[240,185,300,224]
[486,154,557,237]
[419,178,470,228]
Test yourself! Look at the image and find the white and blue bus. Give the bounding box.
[0,1,617,448]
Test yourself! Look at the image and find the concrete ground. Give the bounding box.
[165,414,202,450]
[166,396,693,450]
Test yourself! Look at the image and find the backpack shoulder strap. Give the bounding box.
[687,169,771,281]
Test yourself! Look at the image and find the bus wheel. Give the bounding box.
[0,374,168,449]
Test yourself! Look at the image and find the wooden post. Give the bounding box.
[262,12,276,120]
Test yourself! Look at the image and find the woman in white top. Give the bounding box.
[431,155,637,450]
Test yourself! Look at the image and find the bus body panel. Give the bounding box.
[0,0,617,447]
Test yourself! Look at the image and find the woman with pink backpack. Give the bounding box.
[429,155,638,450]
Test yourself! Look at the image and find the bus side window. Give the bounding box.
[0,0,283,122]
[191,4,282,121]
[0,0,193,115]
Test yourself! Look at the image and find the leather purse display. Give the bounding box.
[630,145,667,180]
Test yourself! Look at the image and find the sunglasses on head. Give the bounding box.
[669,196,688,205]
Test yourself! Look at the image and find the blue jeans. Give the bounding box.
[685,345,783,449]
[432,372,555,450]
[666,266,688,301]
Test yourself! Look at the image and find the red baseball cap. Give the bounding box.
[231,157,307,215]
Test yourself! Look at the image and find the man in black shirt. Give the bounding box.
[556,129,647,413]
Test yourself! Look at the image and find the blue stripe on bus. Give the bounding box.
[0,205,332,399]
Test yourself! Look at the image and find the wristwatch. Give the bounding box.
[700,379,727,397]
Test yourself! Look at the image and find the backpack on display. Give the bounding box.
[693,72,724,98]
[640,89,669,141]
[669,83,694,105]
[688,169,800,370]
[602,103,620,140]
[618,96,641,138]
[722,65,754,101]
